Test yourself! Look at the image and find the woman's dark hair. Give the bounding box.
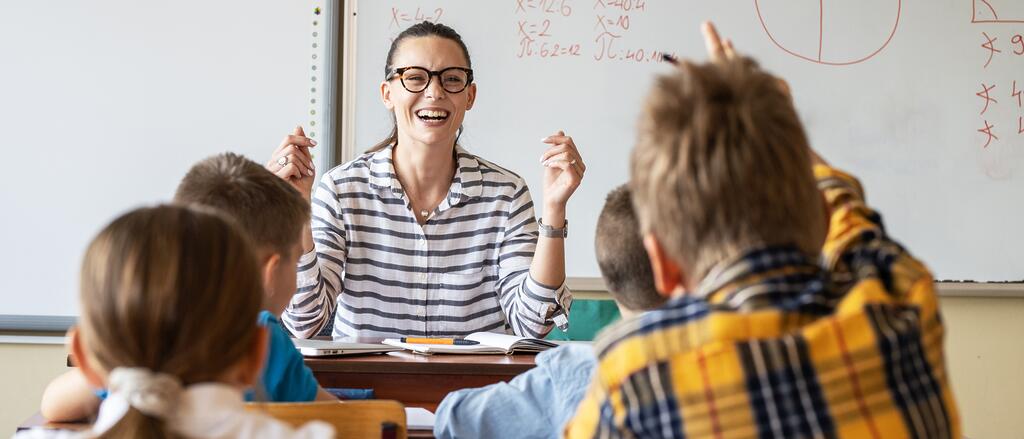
[369,21,472,153]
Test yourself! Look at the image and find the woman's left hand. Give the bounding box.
[539,130,585,211]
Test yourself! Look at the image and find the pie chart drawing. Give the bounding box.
[755,0,902,66]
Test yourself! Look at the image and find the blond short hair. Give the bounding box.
[175,153,310,257]
[630,58,824,279]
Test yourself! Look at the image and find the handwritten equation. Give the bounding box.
[513,0,673,63]
[975,30,1024,149]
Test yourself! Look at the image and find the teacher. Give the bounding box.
[267,21,586,339]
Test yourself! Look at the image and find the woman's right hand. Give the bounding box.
[267,126,317,201]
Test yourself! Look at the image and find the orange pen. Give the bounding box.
[400,337,480,346]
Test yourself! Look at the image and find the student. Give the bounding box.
[20,206,332,438]
[434,185,666,439]
[266,21,585,339]
[564,23,961,438]
[39,153,334,423]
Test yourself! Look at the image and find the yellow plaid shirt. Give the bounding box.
[565,165,960,438]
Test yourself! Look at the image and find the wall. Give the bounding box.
[1,297,1022,438]
[0,342,69,434]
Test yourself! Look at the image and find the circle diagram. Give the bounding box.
[755,0,901,66]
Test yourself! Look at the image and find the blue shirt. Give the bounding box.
[96,311,319,402]
[433,343,596,439]
[256,310,319,402]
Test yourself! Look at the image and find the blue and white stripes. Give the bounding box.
[283,145,570,339]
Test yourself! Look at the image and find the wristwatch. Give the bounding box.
[538,218,568,238]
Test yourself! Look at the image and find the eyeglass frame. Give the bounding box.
[386,66,475,94]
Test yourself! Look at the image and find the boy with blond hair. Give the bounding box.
[565,23,960,438]
[41,153,333,422]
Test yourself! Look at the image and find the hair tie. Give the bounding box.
[107,367,182,419]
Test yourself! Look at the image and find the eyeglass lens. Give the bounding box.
[399,67,470,93]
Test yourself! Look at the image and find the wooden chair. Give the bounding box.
[246,400,407,439]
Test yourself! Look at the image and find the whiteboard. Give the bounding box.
[348,0,1024,282]
[0,0,335,318]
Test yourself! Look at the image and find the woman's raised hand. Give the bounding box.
[267,126,317,201]
[539,130,585,214]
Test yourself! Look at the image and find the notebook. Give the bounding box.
[291,338,401,357]
[405,407,435,430]
[382,332,558,355]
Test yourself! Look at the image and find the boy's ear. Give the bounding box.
[261,252,282,296]
[69,327,104,388]
[643,233,687,298]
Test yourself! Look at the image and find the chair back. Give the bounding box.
[246,400,407,439]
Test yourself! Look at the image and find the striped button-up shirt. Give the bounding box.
[283,145,571,339]
[565,165,960,438]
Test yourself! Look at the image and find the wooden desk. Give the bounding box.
[307,351,538,411]
[17,411,436,438]
[31,351,536,437]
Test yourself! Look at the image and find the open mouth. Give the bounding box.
[415,109,450,122]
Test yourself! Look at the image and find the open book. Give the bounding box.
[382,332,557,355]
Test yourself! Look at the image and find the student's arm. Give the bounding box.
[810,152,935,298]
[497,179,571,338]
[39,370,101,422]
[435,346,593,439]
[282,177,347,339]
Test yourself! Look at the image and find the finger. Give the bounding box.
[274,133,318,158]
[544,159,583,182]
[274,162,304,181]
[285,153,316,176]
[542,151,584,172]
[540,145,574,163]
[284,134,317,150]
[278,146,316,171]
[549,134,586,173]
[723,38,737,59]
[293,126,316,162]
[540,130,567,144]
[561,136,585,172]
[541,151,573,166]
[702,21,726,62]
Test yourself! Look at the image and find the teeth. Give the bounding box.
[416,109,449,118]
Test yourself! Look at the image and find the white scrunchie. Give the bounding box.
[107,367,183,419]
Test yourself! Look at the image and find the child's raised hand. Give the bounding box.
[701,21,737,63]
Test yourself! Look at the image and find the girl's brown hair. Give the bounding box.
[369,21,472,153]
[79,205,263,438]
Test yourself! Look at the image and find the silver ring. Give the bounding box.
[277,156,289,166]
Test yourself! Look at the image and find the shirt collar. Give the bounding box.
[367,144,484,202]
[695,245,831,313]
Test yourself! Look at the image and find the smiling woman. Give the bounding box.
[267,21,587,339]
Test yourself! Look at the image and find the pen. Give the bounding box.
[400,337,480,345]
[661,53,678,65]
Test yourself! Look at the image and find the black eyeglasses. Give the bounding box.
[387,66,474,94]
